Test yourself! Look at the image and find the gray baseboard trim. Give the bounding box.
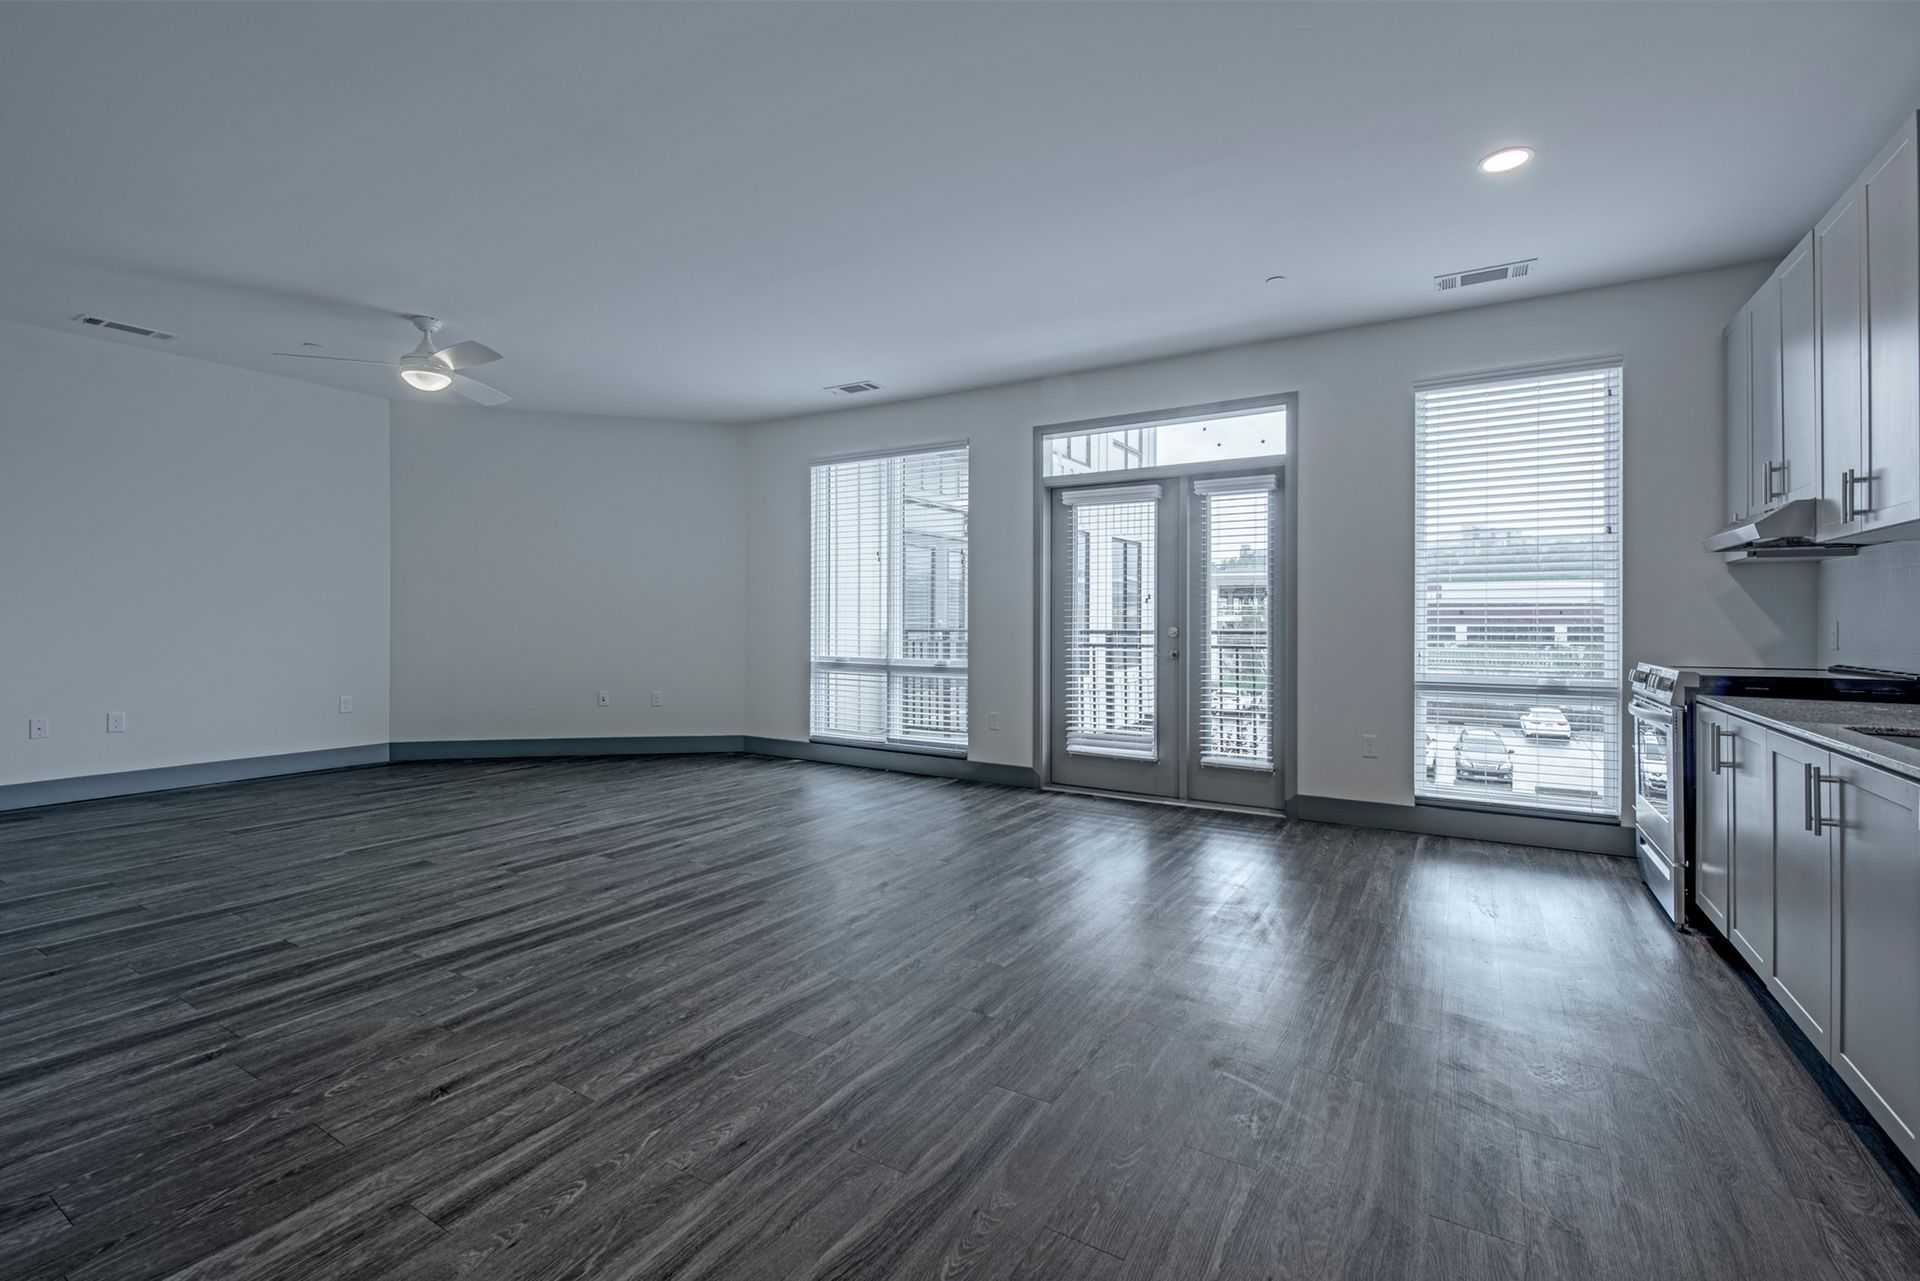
[389,736,746,761]
[0,745,392,813]
[743,737,1042,789]
[1287,794,1633,857]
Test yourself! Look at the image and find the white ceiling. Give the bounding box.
[2,2,1917,423]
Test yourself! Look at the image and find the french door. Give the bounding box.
[1047,472,1282,808]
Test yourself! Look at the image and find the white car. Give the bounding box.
[1522,706,1572,740]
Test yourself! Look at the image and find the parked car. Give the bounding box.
[1641,739,1669,800]
[1455,728,1514,783]
[1522,706,1572,740]
[1424,732,1438,780]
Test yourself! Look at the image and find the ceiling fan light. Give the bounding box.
[400,366,453,392]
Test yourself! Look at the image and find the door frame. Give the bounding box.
[1030,393,1298,811]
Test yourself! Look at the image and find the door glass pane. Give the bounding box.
[1198,488,1272,768]
[1065,499,1156,758]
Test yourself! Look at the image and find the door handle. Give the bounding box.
[1804,762,1816,832]
[1709,723,1734,774]
[1765,461,1787,502]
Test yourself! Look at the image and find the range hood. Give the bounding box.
[1705,499,1860,562]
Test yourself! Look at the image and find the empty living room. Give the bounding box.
[7,2,1920,1278]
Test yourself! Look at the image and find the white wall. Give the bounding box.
[390,404,749,742]
[744,263,1818,807]
[0,318,391,785]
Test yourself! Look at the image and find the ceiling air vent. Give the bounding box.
[75,314,178,341]
[1434,259,1537,293]
[825,380,884,395]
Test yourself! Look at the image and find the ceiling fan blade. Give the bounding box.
[272,353,397,365]
[431,340,502,371]
[447,373,511,406]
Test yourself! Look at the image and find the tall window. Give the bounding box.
[811,446,969,751]
[1414,364,1622,817]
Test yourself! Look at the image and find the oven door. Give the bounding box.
[1629,698,1682,922]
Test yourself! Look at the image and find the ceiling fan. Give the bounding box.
[274,316,510,405]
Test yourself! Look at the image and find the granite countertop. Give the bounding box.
[1696,695,1920,782]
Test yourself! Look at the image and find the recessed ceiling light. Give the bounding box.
[1479,146,1533,174]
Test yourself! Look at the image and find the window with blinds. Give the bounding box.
[1196,476,1274,769]
[1061,487,1157,758]
[811,446,968,751]
[1414,364,1622,817]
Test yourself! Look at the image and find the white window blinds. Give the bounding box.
[811,446,968,751]
[1195,476,1274,770]
[1060,486,1158,759]
[1414,364,1623,817]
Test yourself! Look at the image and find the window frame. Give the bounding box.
[1411,360,1625,822]
[809,442,971,757]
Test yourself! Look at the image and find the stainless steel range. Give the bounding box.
[1627,662,1920,926]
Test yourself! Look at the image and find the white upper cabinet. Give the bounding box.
[1778,233,1821,505]
[1725,308,1753,526]
[1726,109,1920,546]
[1749,274,1784,511]
[1818,180,1868,540]
[1862,112,1920,535]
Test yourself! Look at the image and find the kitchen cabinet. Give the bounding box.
[1863,114,1919,533]
[1694,699,1920,1167]
[1817,112,1920,542]
[1719,234,1819,526]
[1748,274,1784,511]
[1777,233,1821,506]
[1724,307,1753,525]
[1721,111,1920,547]
[1694,707,1736,934]
[1830,755,1920,1156]
[1693,707,1773,971]
[1767,730,1834,1053]
[1817,181,1867,541]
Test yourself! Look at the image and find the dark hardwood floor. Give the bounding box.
[2,755,1918,1280]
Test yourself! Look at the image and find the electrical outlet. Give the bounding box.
[28,716,49,741]
[338,695,353,714]
[988,711,1000,731]
[650,691,662,707]
[1361,733,1380,759]
[598,690,612,708]
[107,711,127,733]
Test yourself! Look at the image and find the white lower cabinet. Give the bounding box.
[1694,706,1920,1166]
[1831,756,1920,1156]
[1766,730,1834,1052]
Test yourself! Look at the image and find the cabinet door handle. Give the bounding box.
[1848,470,1873,518]
[1815,770,1843,831]
[1709,724,1722,774]
[1714,725,1735,773]
[1842,469,1855,523]
[1804,762,1817,833]
[1766,461,1787,502]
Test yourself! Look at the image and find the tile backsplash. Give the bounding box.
[1817,541,1920,673]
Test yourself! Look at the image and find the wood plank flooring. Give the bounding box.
[2,754,1917,1280]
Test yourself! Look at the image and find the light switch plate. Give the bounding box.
[650,691,663,707]
[338,695,353,714]
[107,711,127,733]
[598,690,612,708]
[28,717,48,740]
